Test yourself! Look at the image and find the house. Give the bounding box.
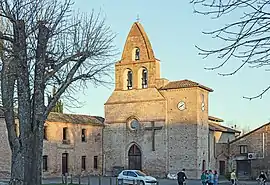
[227,122,270,180]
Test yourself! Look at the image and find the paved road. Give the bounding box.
[41,176,258,185]
[0,176,259,185]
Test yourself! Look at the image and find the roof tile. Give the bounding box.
[160,79,213,92]
[47,112,104,126]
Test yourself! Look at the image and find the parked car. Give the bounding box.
[117,170,157,185]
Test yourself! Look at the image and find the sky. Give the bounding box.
[68,0,270,130]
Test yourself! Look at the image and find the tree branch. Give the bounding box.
[191,0,270,99]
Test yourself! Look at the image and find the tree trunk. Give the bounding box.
[23,21,48,185]
[9,150,23,185]
[23,130,43,185]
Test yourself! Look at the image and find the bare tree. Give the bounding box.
[0,0,116,185]
[190,0,270,100]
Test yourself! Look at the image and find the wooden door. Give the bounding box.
[236,160,251,180]
[62,153,68,175]
[219,161,225,175]
[128,144,141,170]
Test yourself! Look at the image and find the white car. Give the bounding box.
[117,170,158,185]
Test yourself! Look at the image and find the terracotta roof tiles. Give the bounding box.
[160,79,213,92]
[47,112,104,126]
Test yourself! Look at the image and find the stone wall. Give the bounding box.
[0,118,11,178]
[103,88,167,177]
[43,121,103,177]
[228,124,270,179]
[0,118,103,178]
[160,87,210,179]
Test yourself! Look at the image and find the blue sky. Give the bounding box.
[69,0,270,130]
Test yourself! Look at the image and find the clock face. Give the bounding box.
[177,101,186,111]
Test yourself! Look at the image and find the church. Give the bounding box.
[103,21,239,179]
[0,21,241,180]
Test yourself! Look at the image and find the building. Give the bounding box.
[42,112,104,177]
[0,109,104,178]
[225,122,270,180]
[103,21,240,179]
[208,116,241,176]
[0,109,12,179]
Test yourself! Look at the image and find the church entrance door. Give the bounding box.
[128,144,142,170]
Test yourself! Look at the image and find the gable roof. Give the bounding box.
[229,122,270,144]
[209,121,241,133]
[121,22,155,61]
[47,112,104,126]
[160,79,213,92]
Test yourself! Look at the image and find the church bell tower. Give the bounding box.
[114,22,161,91]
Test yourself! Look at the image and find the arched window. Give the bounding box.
[135,48,140,60]
[123,69,133,90]
[132,47,140,61]
[142,68,148,88]
[127,70,133,90]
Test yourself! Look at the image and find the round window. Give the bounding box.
[130,119,140,130]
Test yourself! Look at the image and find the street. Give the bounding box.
[40,176,258,185]
[0,176,259,185]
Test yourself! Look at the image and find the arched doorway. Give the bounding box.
[128,144,142,170]
[202,160,206,172]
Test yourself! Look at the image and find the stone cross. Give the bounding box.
[144,121,163,151]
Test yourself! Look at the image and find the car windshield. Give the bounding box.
[136,171,146,176]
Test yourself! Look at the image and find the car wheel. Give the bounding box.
[118,179,123,185]
[138,180,145,185]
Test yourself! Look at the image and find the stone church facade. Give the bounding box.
[103,22,239,179]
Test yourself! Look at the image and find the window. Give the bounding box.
[135,48,140,60]
[94,156,98,169]
[63,127,68,140]
[123,171,128,176]
[127,70,133,90]
[43,126,48,140]
[81,156,86,170]
[141,68,148,88]
[81,129,86,142]
[135,171,146,176]
[127,171,137,177]
[240,145,248,154]
[43,155,48,171]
